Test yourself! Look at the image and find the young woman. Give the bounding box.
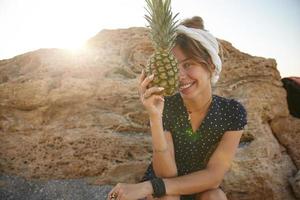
[107,16,247,200]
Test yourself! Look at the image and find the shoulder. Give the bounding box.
[213,95,246,114]
[213,95,247,131]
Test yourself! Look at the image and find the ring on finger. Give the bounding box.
[109,192,118,200]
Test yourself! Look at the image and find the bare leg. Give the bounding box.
[146,195,180,200]
[196,188,227,200]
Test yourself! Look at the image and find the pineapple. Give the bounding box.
[144,0,179,96]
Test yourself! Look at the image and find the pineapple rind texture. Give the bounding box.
[146,50,179,96]
[144,0,179,96]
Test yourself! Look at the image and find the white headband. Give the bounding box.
[176,25,222,85]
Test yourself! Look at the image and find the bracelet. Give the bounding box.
[150,178,166,198]
[153,147,168,153]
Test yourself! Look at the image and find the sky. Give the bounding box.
[0,0,299,78]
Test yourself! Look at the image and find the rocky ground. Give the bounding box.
[0,174,112,200]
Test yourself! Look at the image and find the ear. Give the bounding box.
[206,57,215,70]
[208,63,216,78]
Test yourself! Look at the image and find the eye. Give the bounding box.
[183,62,192,69]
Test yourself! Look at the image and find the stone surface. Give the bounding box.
[0,27,299,199]
[289,170,300,199]
[0,174,112,200]
[271,115,300,168]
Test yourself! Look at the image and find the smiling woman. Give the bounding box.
[106,12,247,199]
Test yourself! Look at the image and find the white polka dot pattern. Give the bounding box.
[141,93,247,200]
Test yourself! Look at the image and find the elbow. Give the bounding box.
[211,177,223,189]
[207,166,230,189]
[207,174,224,189]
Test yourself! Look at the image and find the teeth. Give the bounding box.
[180,83,193,90]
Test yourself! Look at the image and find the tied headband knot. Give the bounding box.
[176,25,222,85]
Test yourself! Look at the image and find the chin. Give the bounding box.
[179,81,199,99]
[180,91,199,100]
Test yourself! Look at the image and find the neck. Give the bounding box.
[183,88,213,112]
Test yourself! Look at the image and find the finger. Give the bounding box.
[116,193,123,200]
[153,95,165,102]
[138,70,146,96]
[108,190,118,200]
[116,189,123,200]
[144,94,164,104]
[143,87,164,99]
[140,74,154,94]
[139,69,146,85]
[154,95,165,102]
[107,189,114,200]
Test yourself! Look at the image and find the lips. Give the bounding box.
[179,81,195,91]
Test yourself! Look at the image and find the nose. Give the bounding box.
[179,66,188,80]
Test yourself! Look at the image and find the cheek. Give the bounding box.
[187,68,202,79]
[189,69,211,82]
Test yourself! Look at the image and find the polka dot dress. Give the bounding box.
[140,93,247,200]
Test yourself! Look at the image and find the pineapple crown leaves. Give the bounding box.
[144,0,179,51]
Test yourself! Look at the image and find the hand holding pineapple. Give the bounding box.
[139,70,165,117]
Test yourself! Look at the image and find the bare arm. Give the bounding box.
[138,71,177,178]
[150,114,177,178]
[163,130,242,195]
[147,130,243,195]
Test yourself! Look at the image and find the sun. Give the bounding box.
[10,0,103,55]
[0,0,147,60]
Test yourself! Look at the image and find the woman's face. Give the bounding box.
[172,45,212,100]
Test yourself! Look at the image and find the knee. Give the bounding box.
[197,188,227,200]
[159,195,180,200]
[146,195,155,200]
[146,195,180,200]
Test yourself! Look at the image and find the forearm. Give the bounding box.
[141,168,221,197]
[150,115,177,177]
[163,168,220,195]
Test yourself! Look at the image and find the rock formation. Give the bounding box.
[0,27,299,199]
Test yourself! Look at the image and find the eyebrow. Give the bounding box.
[178,58,192,64]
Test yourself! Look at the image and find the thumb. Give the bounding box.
[153,95,165,102]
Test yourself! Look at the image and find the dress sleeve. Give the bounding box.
[227,99,248,131]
